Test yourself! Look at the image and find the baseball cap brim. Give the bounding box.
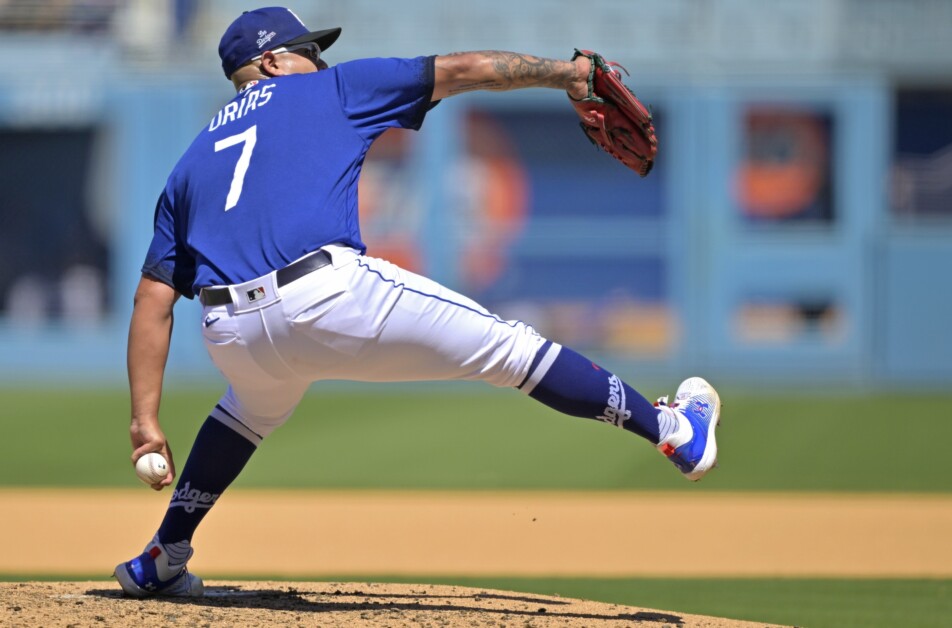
[282,27,341,52]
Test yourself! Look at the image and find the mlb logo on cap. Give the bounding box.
[218,6,341,78]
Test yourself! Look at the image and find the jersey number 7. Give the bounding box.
[214,125,258,211]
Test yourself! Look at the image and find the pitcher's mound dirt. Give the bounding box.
[2,581,783,627]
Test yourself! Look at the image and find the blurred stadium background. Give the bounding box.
[1,1,951,626]
[1,0,950,388]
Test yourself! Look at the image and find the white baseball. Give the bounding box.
[135,452,169,485]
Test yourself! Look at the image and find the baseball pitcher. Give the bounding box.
[115,6,720,597]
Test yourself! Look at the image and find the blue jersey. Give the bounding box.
[142,56,437,298]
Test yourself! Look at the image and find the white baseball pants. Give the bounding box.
[200,245,548,443]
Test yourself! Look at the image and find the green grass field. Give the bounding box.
[1,385,950,627]
[1,385,950,491]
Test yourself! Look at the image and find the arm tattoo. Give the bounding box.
[489,51,572,90]
[450,51,574,94]
[447,79,505,96]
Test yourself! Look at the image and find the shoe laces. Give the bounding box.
[653,395,679,408]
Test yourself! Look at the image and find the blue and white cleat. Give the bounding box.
[114,536,204,598]
[655,377,721,481]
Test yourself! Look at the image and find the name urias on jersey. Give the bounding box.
[208,82,276,132]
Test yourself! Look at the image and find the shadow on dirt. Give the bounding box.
[86,584,685,625]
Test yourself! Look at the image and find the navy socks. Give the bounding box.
[523,343,662,443]
[156,416,257,545]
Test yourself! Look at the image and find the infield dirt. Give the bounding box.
[2,489,950,626]
[1,581,783,627]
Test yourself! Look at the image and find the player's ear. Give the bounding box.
[258,50,283,77]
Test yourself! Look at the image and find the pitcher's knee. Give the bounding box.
[469,323,549,389]
[211,387,300,444]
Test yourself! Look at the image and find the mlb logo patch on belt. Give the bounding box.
[247,286,266,302]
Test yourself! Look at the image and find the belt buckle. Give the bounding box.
[230,271,282,313]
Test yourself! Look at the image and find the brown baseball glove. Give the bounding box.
[568,49,658,177]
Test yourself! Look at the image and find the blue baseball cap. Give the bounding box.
[218,7,341,78]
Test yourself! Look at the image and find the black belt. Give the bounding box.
[200,250,333,307]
